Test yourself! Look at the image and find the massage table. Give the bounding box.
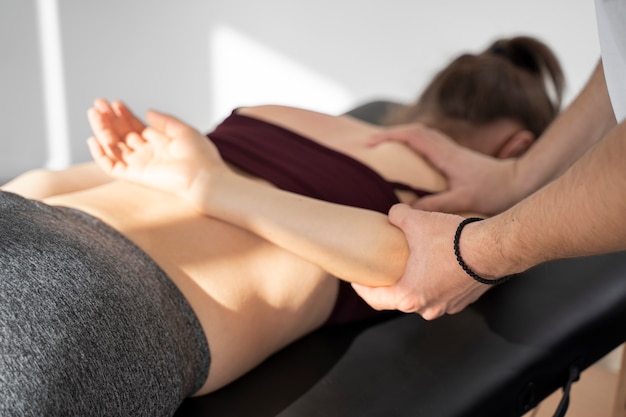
[175,101,626,417]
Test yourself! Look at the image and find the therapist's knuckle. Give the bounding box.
[421,306,446,321]
[396,296,420,313]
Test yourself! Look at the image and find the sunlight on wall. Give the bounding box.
[209,25,352,124]
[36,0,70,169]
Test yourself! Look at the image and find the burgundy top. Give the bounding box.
[208,111,431,325]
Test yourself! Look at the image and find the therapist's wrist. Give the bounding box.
[477,158,532,216]
[510,155,550,204]
[456,215,530,282]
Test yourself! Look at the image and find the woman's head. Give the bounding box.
[387,36,565,158]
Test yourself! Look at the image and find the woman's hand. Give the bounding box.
[87,99,227,206]
[370,123,519,215]
[87,98,146,148]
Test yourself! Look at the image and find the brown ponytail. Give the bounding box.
[386,36,566,139]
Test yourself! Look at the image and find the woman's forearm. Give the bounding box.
[191,171,408,286]
[84,101,408,285]
[513,60,617,200]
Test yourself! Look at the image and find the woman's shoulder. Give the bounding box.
[236,105,380,143]
[233,105,446,198]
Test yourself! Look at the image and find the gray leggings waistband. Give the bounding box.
[0,191,210,417]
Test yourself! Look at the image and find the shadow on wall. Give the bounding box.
[0,0,599,181]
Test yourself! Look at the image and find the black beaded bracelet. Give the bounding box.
[453,217,511,285]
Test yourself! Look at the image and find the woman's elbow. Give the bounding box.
[352,244,408,287]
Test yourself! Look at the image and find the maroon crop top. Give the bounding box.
[208,110,431,325]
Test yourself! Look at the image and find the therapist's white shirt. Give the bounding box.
[595,0,626,122]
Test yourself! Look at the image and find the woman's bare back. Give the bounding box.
[43,180,338,394]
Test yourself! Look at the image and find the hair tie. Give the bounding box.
[489,44,560,112]
[489,45,530,70]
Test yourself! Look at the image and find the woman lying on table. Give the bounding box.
[0,36,563,417]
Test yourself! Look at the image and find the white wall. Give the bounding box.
[0,0,600,181]
[0,1,47,177]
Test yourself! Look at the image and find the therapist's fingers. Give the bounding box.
[353,281,453,320]
[367,125,416,146]
[351,283,404,312]
[411,190,467,213]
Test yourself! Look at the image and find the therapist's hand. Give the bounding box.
[352,204,490,320]
[370,124,520,216]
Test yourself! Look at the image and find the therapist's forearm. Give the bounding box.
[513,60,616,200]
[192,172,408,286]
[464,118,626,279]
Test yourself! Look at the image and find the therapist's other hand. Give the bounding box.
[370,124,519,216]
[87,99,227,204]
[352,204,489,320]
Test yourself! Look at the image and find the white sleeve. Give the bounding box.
[595,0,626,122]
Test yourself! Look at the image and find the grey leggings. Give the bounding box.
[0,191,210,417]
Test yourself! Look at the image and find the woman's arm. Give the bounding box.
[88,100,408,286]
[1,162,111,200]
[193,170,408,286]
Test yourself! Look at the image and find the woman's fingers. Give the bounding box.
[88,99,152,162]
[125,131,146,150]
[87,107,119,147]
[92,98,114,119]
[89,99,146,145]
[87,136,117,172]
[145,110,200,139]
[111,100,145,133]
[141,126,171,149]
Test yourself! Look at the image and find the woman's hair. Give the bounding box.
[386,36,566,139]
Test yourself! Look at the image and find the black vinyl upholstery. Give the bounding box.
[175,101,626,417]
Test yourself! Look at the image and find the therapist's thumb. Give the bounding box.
[388,203,423,231]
